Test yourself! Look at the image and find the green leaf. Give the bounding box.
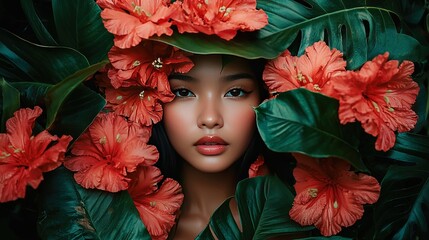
[196,198,241,240]
[10,81,105,139]
[257,0,427,68]
[52,0,113,64]
[45,61,108,129]
[151,32,279,59]
[37,166,151,240]
[20,0,57,46]
[48,84,106,139]
[0,28,89,84]
[197,176,313,240]
[255,89,365,171]
[0,78,20,132]
[10,82,50,107]
[237,176,313,240]
[385,133,429,164]
[373,161,429,239]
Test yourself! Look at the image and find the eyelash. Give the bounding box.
[171,88,251,98]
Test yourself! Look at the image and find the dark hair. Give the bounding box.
[149,56,292,183]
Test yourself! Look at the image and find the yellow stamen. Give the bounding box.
[297,72,306,83]
[333,200,339,209]
[313,84,321,91]
[116,95,123,101]
[115,134,122,143]
[224,8,233,17]
[308,188,318,198]
[132,3,151,17]
[139,90,145,99]
[0,152,11,159]
[133,60,141,67]
[150,201,156,207]
[152,57,163,70]
[99,136,107,145]
[388,107,395,112]
[219,6,226,12]
[372,101,380,112]
[384,96,390,105]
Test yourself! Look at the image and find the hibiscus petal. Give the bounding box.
[120,140,159,171]
[263,51,301,93]
[0,165,42,202]
[64,155,101,172]
[101,9,142,36]
[88,113,129,155]
[129,166,183,240]
[128,166,163,199]
[6,106,42,150]
[30,134,72,172]
[290,190,326,226]
[74,163,129,192]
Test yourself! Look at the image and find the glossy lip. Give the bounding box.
[194,136,228,156]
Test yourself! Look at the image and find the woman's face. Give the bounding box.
[163,55,261,173]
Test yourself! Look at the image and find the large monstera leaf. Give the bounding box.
[153,0,427,68]
[257,0,427,68]
[255,89,365,171]
[195,175,313,240]
[37,167,150,240]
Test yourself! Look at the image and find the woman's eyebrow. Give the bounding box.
[222,73,256,82]
[168,74,195,81]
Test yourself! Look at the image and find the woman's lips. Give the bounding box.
[194,136,228,156]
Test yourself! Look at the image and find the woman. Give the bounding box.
[151,54,271,239]
[1,0,426,239]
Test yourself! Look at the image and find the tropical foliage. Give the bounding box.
[0,0,428,239]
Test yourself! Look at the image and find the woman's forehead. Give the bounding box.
[186,55,255,77]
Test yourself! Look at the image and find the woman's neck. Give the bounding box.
[181,161,237,218]
[173,161,238,239]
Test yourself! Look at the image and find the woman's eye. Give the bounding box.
[172,88,195,97]
[225,88,248,97]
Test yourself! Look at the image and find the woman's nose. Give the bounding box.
[197,97,224,129]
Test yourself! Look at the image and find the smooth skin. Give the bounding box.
[163,55,261,239]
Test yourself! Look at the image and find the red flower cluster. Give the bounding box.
[97,0,268,43]
[289,153,380,236]
[64,112,158,192]
[0,107,72,202]
[172,0,268,40]
[96,0,180,48]
[263,41,346,96]
[92,0,269,238]
[263,41,419,152]
[332,53,419,151]
[64,112,183,238]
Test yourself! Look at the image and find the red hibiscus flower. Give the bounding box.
[289,153,380,236]
[248,155,269,178]
[263,41,347,96]
[331,53,419,151]
[105,85,173,126]
[97,0,180,48]
[0,107,72,202]
[108,41,194,92]
[128,165,184,240]
[172,0,268,40]
[64,112,158,192]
